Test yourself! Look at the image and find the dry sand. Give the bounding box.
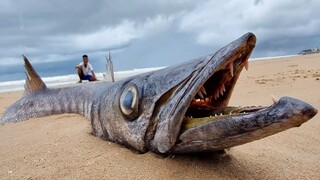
[0,54,320,179]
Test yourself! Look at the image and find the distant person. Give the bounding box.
[75,54,97,83]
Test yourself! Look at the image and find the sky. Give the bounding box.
[1,0,319,81]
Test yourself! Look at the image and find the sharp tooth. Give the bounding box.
[196,99,201,102]
[228,62,234,77]
[271,94,278,104]
[220,113,223,116]
[197,91,204,98]
[200,86,207,95]
[215,91,219,100]
[220,87,224,95]
[222,83,226,92]
[244,59,249,71]
[205,97,209,102]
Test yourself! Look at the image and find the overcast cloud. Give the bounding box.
[0,0,319,81]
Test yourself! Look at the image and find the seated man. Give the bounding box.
[75,54,97,83]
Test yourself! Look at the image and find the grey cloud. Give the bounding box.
[254,0,263,5]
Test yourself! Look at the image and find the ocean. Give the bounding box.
[0,55,298,93]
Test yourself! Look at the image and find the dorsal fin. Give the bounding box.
[23,55,47,94]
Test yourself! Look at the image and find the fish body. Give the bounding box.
[1,33,317,154]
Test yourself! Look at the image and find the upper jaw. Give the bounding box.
[186,32,256,110]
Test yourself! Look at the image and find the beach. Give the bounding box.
[0,54,320,179]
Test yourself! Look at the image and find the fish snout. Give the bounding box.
[275,96,318,125]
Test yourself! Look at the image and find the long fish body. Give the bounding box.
[1,33,317,154]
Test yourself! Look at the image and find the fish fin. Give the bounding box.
[23,55,47,94]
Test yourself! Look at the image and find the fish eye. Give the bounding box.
[119,83,139,120]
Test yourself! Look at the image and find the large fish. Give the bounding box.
[1,33,317,154]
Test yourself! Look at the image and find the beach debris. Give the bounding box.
[106,52,115,82]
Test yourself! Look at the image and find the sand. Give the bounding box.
[0,54,320,179]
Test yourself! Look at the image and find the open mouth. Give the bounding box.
[181,48,266,132]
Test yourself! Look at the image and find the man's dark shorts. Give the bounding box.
[82,74,92,80]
